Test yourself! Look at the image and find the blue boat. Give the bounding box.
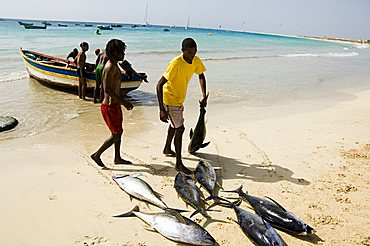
[18,21,33,26]
[97,25,113,30]
[19,48,146,95]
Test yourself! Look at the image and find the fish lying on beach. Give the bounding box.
[224,185,314,235]
[112,174,167,209]
[0,116,18,132]
[230,202,287,246]
[174,172,210,218]
[114,205,216,246]
[188,99,210,154]
[195,160,222,198]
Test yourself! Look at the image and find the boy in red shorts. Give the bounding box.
[91,39,134,168]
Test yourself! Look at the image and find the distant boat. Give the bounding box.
[112,24,123,27]
[24,25,47,29]
[142,2,150,27]
[58,24,67,27]
[131,24,139,28]
[0,18,6,21]
[162,28,170,32]
[42,21,52,26]
[19,48,146,95]
[84,24,93,27]
[75,23,81,26]
[97,25,113,30]
[18,21,33,26]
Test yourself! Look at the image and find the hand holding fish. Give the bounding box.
[199,93,209,108]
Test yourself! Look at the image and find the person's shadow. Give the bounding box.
[184,152,310,186]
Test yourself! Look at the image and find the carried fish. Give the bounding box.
[224,186,314,235]
[174,172,209,218]
[230,202,287,246]
[115,205,216,246]
[195,160,222,198]
[112,174,167,209]
[188,98,210,154]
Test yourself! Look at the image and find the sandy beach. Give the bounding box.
[1,77,369,245]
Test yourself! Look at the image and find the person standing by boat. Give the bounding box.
[94,48,108,103]
[76,42,89,100]
[66,48,78,62]
[91,39,134,168]
[156,38,208,175]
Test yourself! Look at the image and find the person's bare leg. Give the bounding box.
[113,133,132,164]
[91,134,116,167]
[82,78,87,100]
[78,78,82,99]
[174,125,192,175]
[163,125,176,156]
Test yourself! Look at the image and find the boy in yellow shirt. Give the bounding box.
[156,38,208,175]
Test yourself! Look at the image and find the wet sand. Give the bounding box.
[0,85,369,245]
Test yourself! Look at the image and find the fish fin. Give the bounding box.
[111,174,129,180]
[143,225,156,232]
[113,205,139,217]
[205,195,232,204]
[200,141,210,148]
[216,181,224,190]
[222,185,244,194]
[165,209,188,224]
[264,196,287,212]
[190,209,200,218]
[189,128,193,139]
[154,191,164,198]
[144,202,151,210]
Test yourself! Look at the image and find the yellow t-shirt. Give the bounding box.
[163,55,206,106]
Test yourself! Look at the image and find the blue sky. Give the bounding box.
[1,0,370,39]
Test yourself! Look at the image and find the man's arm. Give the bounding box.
[156,76,168,122]
[199,73,208,107]
[103,65,133,110]
[95,53,101,68]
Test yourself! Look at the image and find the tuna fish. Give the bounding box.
[112,174,167,209]
[174,172,210,218]
[115,206,216,245]
[224,186,314,235]
[195,160,222,197]
[231,203,287,246]
[188,103,210,154]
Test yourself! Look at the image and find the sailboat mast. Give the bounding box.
[144,2,149,25]
[185,14,190,29]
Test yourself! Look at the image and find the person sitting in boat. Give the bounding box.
[75,42,89,100]
[119,60,148,82]
[94,48,108,103]
[66,48,78,67]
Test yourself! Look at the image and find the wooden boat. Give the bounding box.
[18,21,33,26]
[19,48,146,95]
[24,25,47,29]
[84,24,93,27]
[111,24,123,27]
[58,24,68,27]
[97,25,113,30]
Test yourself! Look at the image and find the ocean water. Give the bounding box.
[0,19,369,139]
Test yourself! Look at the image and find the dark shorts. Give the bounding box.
[101,102,123,134]
[77,67,86,78]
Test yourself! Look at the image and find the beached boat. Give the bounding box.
[19,48,146,95]
[24,25,47,29]
[97,25,113,30]
[18,21,33,26]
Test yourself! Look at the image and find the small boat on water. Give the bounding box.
[97,25,113,30]
[84,24,93,27]
[162,28,170,32]
[112,24,123,27]
[58,24,68,27]
[18,21,33,26]
[42,21,52,26]
[19,48,147,95]
[24,25,47,29]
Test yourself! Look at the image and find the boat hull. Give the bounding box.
[20,49,143,94]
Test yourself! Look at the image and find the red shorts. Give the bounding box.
[101,102,123,134]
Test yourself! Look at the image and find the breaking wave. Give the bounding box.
[0,71,28,83]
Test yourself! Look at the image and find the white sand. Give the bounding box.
[0,86,369,245]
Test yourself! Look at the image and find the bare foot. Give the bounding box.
[91,153,106,168]
[163,149,176,157]
[175,164,193,175]
[114,158,132,165]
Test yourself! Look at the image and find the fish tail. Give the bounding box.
[113,205,139,218]
[221,185,244,195]
[205,195,232,204]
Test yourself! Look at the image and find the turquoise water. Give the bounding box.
[1,19,370,139]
